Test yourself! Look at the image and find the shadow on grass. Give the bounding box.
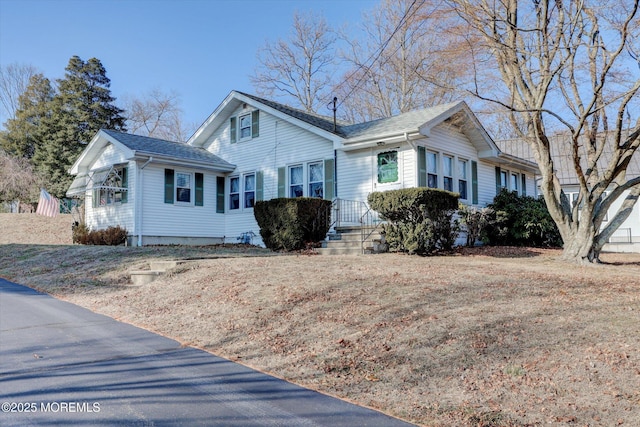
[453,245,555,258]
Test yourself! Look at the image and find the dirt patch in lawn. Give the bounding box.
[1,213,639,426]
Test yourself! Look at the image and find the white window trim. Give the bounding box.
[287,161,325,198]
[229,172,256,212]
[425,150,471,198]
[244,173,256,209]
[308,161,324,198]
[458,158,469,201]
[427,150,439,189]
[238,113,252,141]
[94,165,128,207]
[175,171,194,206]
[229,175,240,211]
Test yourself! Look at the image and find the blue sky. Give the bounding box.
[0,0,376,128]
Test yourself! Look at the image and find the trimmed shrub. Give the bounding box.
[73,223,128,246]
[483,189,562,247]
[254,197,332,251]
[367,188,459,255]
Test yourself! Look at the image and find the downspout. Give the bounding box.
[136,157,153,246]
[404,132,416,150]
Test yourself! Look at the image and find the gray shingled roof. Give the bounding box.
[340,102,462,139]
[497,133,640,185]
[102,129,234,167]
[237,92,463,140]
[237,92,350,136]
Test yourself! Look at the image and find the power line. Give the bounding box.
[324,0,427,114]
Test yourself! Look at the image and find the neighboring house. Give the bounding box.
[67,90,538,247]
[497,134,640,253]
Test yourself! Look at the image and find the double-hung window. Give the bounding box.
[229,176,240,210]
[230,110,259,143]
[239,114,252,139]
[443,155,454,192]
[458,159,468,200]
[244,173,255,208]
[176,172,192,203]
[290,165,304,197]
[229,173,259,211]
[164,169,203,206]
[308,162,324,198]
[500,170,508,190]
[427,151,438,188]
[510,173,519,193]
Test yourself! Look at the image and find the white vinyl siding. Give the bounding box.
[140,165,225,238]
[203,105,334,245]
[84,144,135,233]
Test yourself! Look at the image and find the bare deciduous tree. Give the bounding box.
[252,11,337,113]
[452,0,640,263]
[124,89,194,142]
[0,149,41,204]
[336,0,472,122]
[0,63,38,124]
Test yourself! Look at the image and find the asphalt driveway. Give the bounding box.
[0,278,414,426]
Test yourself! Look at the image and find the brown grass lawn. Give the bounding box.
[1,214,639,426]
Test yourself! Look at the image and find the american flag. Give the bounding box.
[36,189,59,218]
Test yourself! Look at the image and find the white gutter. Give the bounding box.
[404,132,417,150]
[136,157,153,247]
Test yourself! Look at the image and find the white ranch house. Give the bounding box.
[67,91,539,248]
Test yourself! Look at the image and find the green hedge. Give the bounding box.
[254,197,332,251]
[368,188,459,254]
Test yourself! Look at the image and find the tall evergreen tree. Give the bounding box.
[33,56,126,197]
[0,73,54,159]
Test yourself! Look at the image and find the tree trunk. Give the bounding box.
[561,229,600,264]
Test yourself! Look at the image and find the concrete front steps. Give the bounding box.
[316,226,387,256]
[130,259,191,285]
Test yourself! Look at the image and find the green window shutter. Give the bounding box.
[277,166,286,198]
[251,110,259,138]
[216,176,225,213]
[324,158,335,200]
[471,161,478,204]
[164,169,174,204]
[121,167,128,203]
[195,173,204,206]
[255,171,264,201]
[230,117,237,143]
[92,189,98,208]
[521,174,527,196]
[417,146,426,187]
[495,166,501,195]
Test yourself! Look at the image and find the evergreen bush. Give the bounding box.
[367,188,459,255]
[254,198,332,251]
[483,189,562,247]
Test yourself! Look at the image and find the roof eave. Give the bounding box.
[130,153,236,172]
[495,152,540,174]
[341,131,421,151]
